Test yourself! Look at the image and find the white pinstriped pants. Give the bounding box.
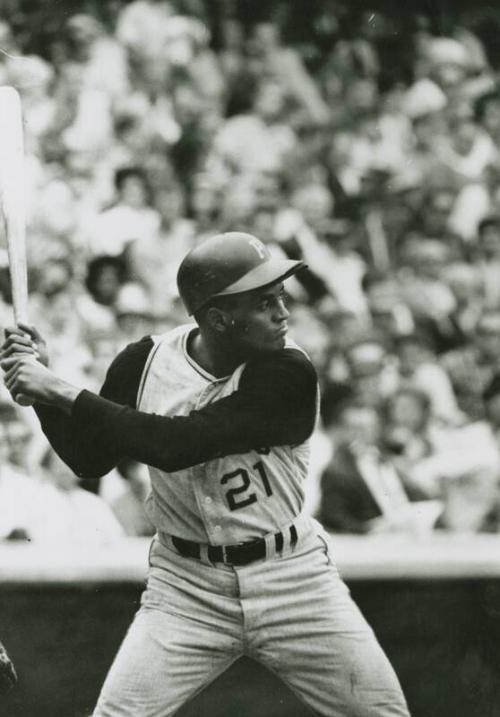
[93,520,410,717]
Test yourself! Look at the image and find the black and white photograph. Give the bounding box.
[1,1,500,715]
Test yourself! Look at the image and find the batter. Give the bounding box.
[1,232,410,716]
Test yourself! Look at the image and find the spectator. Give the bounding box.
[325,333,398,408]
[115,282,158,347]
[99,459,155,537]
[32,450,125,546]
[115,0,176,89]
[29,257,91,385]
[362,269,414,341]
[441,310,500,419]
[393,333,463,425]
[246,21,330,126]
[211,78,297,174]
[86,166,160,258]
[437,101,497,184]
[397,237,460,351]
[440,262,484,346]
[3,3,500,542]
[128,185,195,316]
[78,255,126,332]
[0,415,44,543]
[318,396,433,534]
[474,215,500,309]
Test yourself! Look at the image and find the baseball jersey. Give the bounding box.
[35,325,318,543]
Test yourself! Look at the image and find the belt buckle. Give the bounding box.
[221,544,229,564]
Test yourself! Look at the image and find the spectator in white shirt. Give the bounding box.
[87,167,160,258]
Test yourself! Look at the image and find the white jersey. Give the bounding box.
[137,324,313,544]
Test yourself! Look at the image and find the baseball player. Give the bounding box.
[1,232,410,716]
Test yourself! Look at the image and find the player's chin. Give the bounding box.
[265,333,287,351]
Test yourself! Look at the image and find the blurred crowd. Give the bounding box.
[3,1,500,544]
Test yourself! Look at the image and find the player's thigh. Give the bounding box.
[252,537,410,716]
[93,605,241,717]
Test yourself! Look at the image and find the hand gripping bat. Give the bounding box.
[0,86,33,406]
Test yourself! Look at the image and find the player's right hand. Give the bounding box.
[0,323,49,368]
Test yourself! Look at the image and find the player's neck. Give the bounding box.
[188,329,246,378]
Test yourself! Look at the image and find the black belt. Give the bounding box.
[171,524,299,566]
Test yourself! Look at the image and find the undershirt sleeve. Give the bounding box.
[33,336,153,477]
[70,348,318,476]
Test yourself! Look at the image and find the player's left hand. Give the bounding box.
[2,355,66,406]
[0,639,17,694]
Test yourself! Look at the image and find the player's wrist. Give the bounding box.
[48,378,81,413]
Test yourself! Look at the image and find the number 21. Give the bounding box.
[221,461,273,511]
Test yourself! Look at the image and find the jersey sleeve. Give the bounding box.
[34,336,153,477]
[70,348,318,475]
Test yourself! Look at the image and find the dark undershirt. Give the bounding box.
[35,335,318,479]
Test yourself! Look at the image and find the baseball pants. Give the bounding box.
[92,520,410,716]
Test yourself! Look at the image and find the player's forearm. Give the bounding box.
[71,388,315,473]
[34,402,124,479]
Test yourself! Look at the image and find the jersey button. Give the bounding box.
[205,496,212,504]
[214,525,221,533]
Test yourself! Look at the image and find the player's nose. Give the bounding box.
[275,298,289,322]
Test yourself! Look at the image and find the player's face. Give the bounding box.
[227,282,290,354]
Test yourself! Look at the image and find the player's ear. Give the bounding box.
[205,306,232,333]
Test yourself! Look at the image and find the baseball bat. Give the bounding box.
[0,86,33,406]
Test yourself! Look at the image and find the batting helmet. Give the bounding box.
[177,232,305,315]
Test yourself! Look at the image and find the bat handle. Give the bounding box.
[12,316,35,407]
